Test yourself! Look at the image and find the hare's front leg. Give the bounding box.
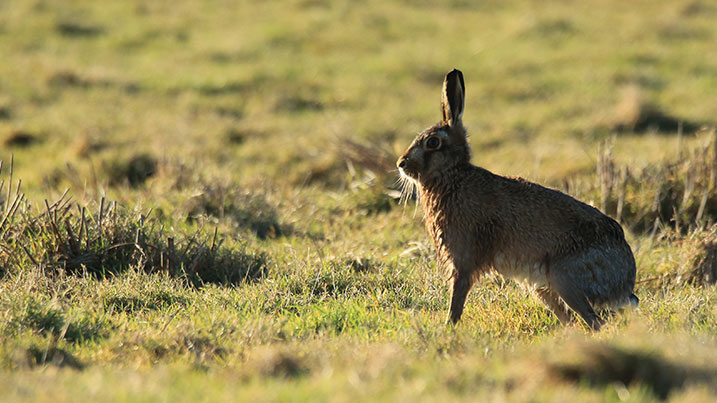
[447,273,472,325]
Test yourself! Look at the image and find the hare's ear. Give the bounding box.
[441,69,465,127]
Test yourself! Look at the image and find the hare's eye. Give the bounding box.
[425,136,440,150]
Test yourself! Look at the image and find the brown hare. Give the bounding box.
[396,69,638,330]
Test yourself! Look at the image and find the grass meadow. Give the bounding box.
[1,0,717,401]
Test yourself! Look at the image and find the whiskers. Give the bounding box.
[395,169,421,217]
[395,170,416,205]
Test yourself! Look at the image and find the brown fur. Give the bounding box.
[397,69,637,330]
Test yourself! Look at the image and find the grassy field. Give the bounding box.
[1,0,717,401]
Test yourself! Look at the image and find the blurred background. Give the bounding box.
[1,0,714,198]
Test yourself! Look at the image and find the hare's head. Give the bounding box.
[397,69,471,186]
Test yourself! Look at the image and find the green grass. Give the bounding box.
[1,0,717,401]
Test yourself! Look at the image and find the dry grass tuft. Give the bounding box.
[336,137,401,213]
[0,161,268,285]
[687,226,717,285]
[339,137,397,180]
[590,131,717,232]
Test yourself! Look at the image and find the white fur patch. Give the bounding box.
[493,253,548,288]
[398,167,419,185]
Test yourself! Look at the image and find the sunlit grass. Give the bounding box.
[1,0,716,401]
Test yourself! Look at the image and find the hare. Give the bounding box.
[396,69,638,330]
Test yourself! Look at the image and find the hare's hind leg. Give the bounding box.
[447,275,471,325]
[535,287,573,324]
[549,274,604,331]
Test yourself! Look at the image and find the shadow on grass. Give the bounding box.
[2,130,41,148]
[55,22,104,38]
[7,299,109,345]
[611,86,705,134]
[103,291,189,314]
[549,343,717,400]
[47,70,141,94]
[25,346,85,370]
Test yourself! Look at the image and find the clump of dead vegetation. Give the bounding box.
[687,229,717,285]
[567,132,717,289]
[334,136,401,214]
[264,134,399,192]
[649,225,717,288]
[338,137,397,180]
[0,160,268,286]
[584,130,717,233]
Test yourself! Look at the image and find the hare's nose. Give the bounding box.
[397,158,406,169]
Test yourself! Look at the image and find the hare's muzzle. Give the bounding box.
[397,157,414,177]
